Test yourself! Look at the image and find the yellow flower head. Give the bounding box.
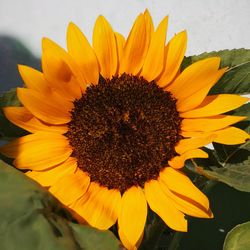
[0,10,249,250]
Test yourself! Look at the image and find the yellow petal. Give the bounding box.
[119,14,150,75]
[17,88,72,125]
[159,178,213,218]
[42,51,83,100]
[118,186,147,247]
[168,149,208,169]
[181,127,250,145]
[157,30,187,87]
[3,107,68,134]
[118,226,138,250]
[67,22,99,85]
[0,132,72,170]
[177,68,227,112]
[115,32,125,69]
[160,167,210,210]
[50,169,90,205]
[26,157,77,186]
[167,57,221,96]
[93,16,117,79]
[145,180,187,231]
[18,65,50,93]
[212,127,250,145]
[144,9,154,38]
[72,182,121,230]
[118,225,144,250]
[175,135,216,154]
[42,38,85,99]
[140,16,168,81]
[181,115,246,132]
[181,94,248,118]
[181,130,209,138]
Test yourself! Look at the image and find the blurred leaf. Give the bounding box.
[181,49,250,94]
[0,88,27,139]
[0,160,121,250]
[0,88,20,106]
[223,222,250,250]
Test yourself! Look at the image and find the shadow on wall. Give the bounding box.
[0,35,40,94]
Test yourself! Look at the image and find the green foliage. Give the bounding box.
[184,49,250,194]
[189,102,250,193]
[182,49,250,94]
[223,222,250,250]
[198,141,250,192]
[0,88,27,139]
[0,88,20,106]
[180,49,250,249]
[199,101,250,192]
[0,160,121,250]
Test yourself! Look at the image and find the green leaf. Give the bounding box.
[181,49,250,94]
[0,160,121,250]
[212,102,250,164]
[70,223,121,250]
[231,103,250,119]
[186,99,250,192]
[229,103,250,133]
[195,141,250,192]
[223,222,250,250]
[0,88,27,139]
[0,88,21,106]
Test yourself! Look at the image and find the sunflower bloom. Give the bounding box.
[1,10,249,250]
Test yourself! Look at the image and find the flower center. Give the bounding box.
[66,73,182,192]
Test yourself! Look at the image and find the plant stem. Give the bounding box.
[167,232,183,250]
[139,216,166,250]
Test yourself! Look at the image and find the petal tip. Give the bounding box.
[96,15,106,23]
[16,87,23,97]
[67,21,75,29]
[41,37,50,51]
[17,64,26,72]
[180,29,187,37]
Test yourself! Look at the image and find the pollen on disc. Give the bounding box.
[66,73,182,193]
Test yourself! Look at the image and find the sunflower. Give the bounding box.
[0,10,249,250]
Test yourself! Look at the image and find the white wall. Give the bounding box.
[0,0,249,56]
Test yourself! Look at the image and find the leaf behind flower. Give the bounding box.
[182,49,250,95]
[0,160,121,250]
[223,222,250,250]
